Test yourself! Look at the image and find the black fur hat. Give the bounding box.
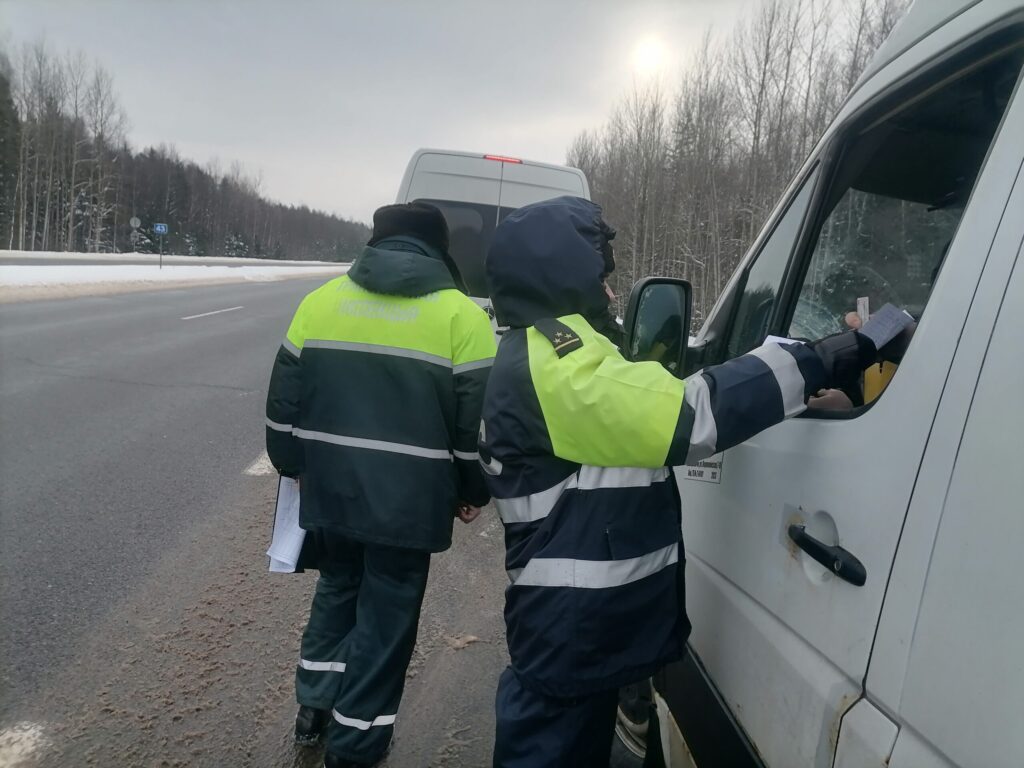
[368,202,450,255]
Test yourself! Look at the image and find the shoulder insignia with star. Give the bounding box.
[534,318,584,358]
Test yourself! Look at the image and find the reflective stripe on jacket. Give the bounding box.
[480,313,826,696]
[266,256,496,553]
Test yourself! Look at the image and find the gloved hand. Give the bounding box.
[809,330,877,391]
[878,321,916,364]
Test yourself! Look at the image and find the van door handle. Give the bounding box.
[787,525,866,587]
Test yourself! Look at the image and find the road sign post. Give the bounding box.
[129,216,141,254]
[154,223,168,269]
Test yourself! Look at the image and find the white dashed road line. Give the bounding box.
[181,305,243,320]
[0,721,49,767]
[244,450,276,477]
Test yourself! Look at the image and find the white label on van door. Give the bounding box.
[684,454,723,483]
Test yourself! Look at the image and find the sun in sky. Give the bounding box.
[631,35,669,77]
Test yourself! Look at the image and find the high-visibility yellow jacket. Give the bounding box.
[266,240,496,552]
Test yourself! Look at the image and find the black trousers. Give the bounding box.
[493,666,619,768]
[295,530,430,763]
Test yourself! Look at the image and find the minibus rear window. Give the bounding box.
[414,199,515,298]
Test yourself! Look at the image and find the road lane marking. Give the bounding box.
[0,721,49,767]
[181,305,243,320]
[244,450,276,477]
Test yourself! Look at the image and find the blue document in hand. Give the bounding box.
[858,303,914,350]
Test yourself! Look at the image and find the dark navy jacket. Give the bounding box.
[480,197,828,697]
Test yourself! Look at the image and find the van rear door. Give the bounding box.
[498,160,588,208]
[397,150,501,296]
[399,151,591,299]
[400,152,504,299]
[402,152,503,209]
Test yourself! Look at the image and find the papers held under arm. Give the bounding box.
[267,476,306,573]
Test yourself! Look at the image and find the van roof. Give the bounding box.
[407,147,584,175]
[855,1,996,89]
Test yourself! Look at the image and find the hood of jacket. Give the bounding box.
[486,196,609,328]
[348,236,457,297]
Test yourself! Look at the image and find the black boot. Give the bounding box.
[294,705,329,746]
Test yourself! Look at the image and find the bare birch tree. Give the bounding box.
[1,39,368,259]
[569,0,911,324]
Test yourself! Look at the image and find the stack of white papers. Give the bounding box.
[267,477,306,573]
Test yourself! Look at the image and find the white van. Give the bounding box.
[395,149,590,300]
[619,2,1024,766]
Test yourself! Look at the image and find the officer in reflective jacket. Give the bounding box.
[265,203,496,768]
[480,196,877,767]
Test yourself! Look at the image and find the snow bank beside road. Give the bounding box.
[0,263,348,302]
[1,264,347,286]
[0,250,340,267]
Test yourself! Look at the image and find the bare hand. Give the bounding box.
[456,503,482,524]
[807,388,854,411]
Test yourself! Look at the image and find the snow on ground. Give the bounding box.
[0,249,342,267]
[0,261,348,302]
[0,264,347,287]
[0,722,49,767]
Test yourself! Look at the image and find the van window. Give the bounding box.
[725,170,818,359]
[787,45,1024,350]
[789,191,960,340]
[415,199,514,298]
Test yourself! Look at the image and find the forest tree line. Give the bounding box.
[568,0,911,323]
[0,44,369,261]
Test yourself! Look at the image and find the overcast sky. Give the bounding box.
[2,0,755,223]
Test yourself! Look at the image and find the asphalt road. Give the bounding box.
[0,280,641,767]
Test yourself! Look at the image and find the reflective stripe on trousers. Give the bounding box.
[331,711,398,731]
[298,658,346,673]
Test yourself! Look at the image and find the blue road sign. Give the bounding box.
[154,223,168,235]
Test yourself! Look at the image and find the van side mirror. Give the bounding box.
[623,277,693,377]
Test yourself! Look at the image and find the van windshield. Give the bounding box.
[415,199,514,298]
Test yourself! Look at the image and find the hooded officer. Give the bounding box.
[265,202,496,768]
[479,196,877,767]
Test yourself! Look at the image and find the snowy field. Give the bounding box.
[0,251,349,302]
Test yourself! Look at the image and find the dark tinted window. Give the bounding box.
[725,170,818,358]
[414,199,514,298]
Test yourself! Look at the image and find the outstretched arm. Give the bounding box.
[535,316,872,468]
